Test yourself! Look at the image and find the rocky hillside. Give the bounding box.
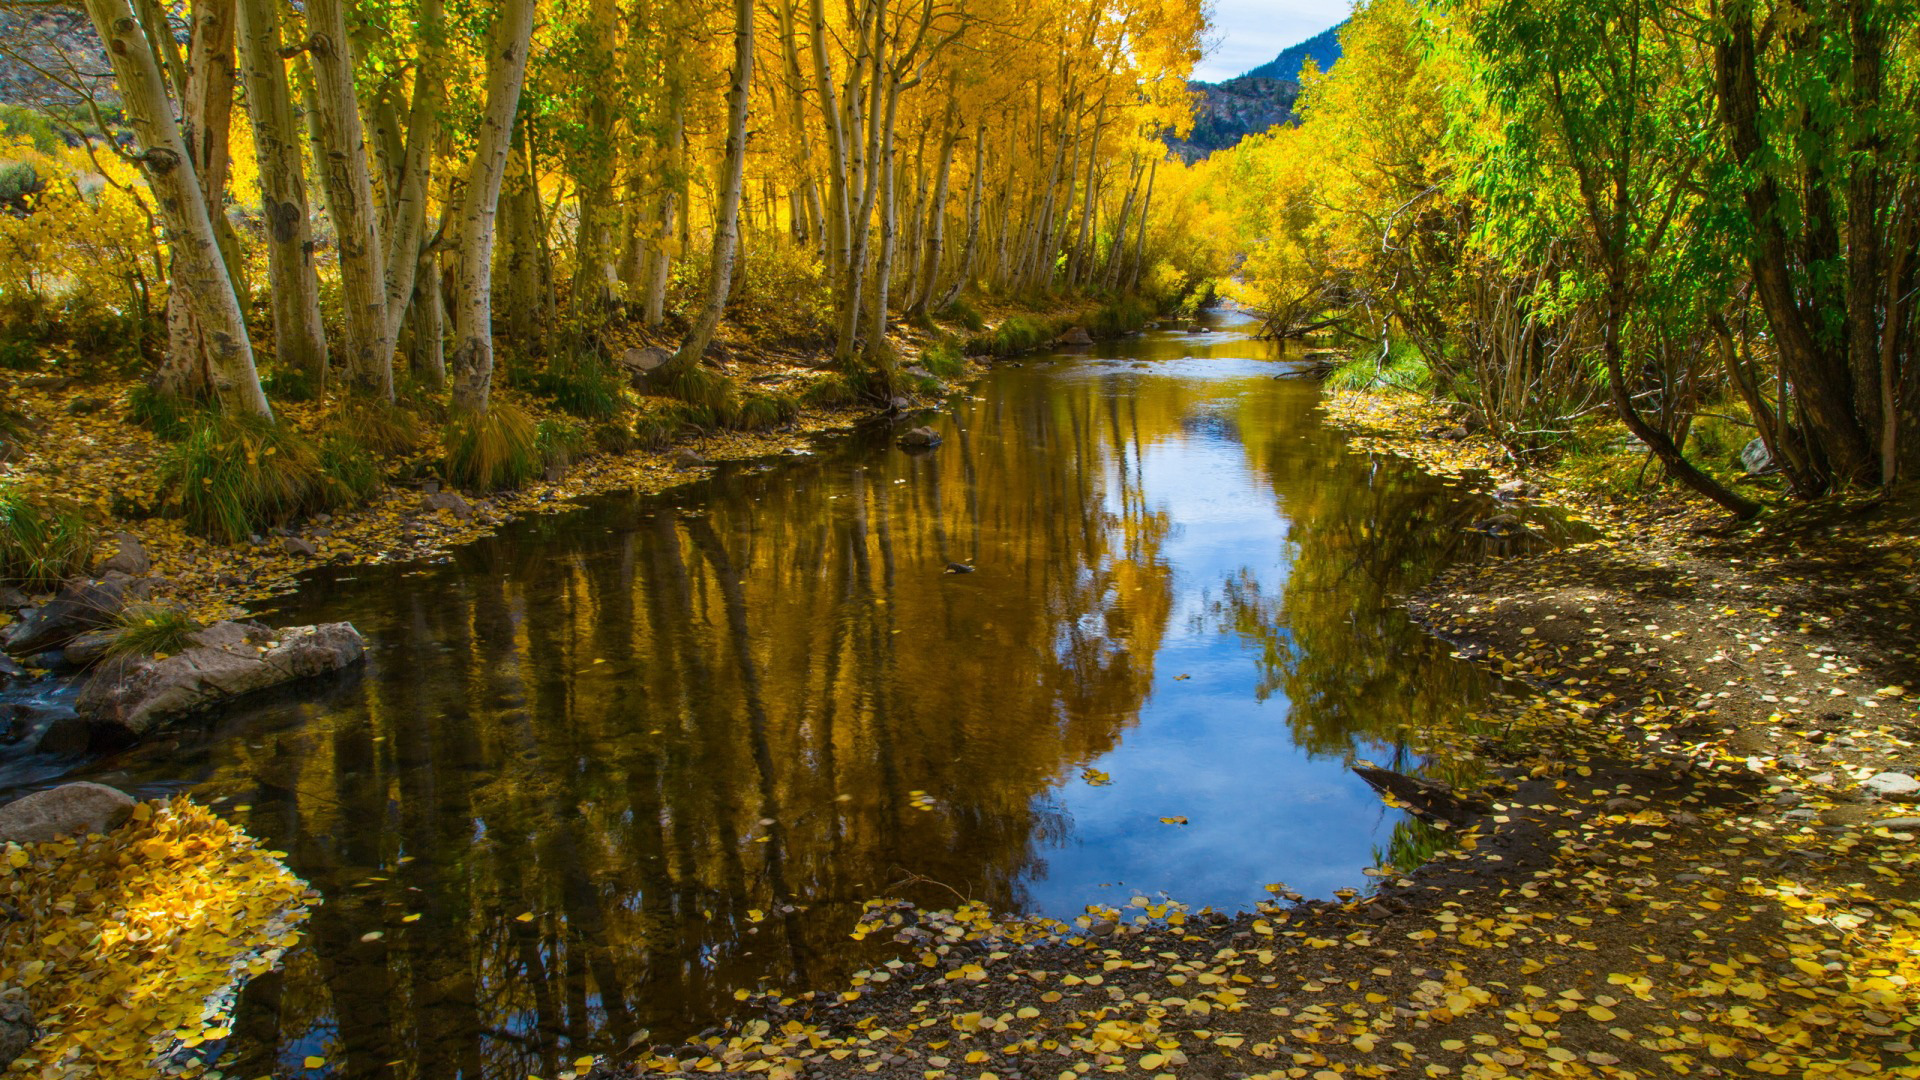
[1245,22,1345,82]
[1164,76,1302,162]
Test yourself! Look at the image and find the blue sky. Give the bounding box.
[1194,0,1353,81]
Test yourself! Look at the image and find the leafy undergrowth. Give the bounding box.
[0,799,311,1078]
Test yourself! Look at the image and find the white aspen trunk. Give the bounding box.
[447,0,536,414]
[671,0,756,370]
[933,116,987,311]
[901,124,930,307]
[835,0,886,364]
[409,249,446,387]
[1102,154,1142,291]
[643,83,684,327]
[380,0,444,350]
[307,0,393,398]
[1069,106,1104,288]
[909,108,960,315]
[865,75,904,366]
[809,0,855,334]
[86,0,271,419]
[1128,156,1156,291]
[237,0,328,386]
[568,0,620,316]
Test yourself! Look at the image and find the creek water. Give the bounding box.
[3,307,1584,1079]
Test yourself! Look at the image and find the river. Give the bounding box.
[2,306,1580,1079]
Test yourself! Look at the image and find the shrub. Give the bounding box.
[535,417,591,472]
[442,403,539,491]
[529,348,625,420]
[108,604,201,660]
[0,161,42,213]
[126,382,197,441]
[260,367,318,403]
[734,391,800,432]
[965,315,1054,357]
[1088,295,1156,338]
[332,399,423,458]
[592,420,637,455]
[159,412,334,543]
[937,298,986,332]
[919,339,966,378]
[650,364,740,421]
[632,408,681,450]
[316,431,383,503]
[801,372,863,409]
[0,486,94,589]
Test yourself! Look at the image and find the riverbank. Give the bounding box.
[0,296,1153,632]
[587,389,1920,1080]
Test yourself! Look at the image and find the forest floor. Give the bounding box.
[590,389,1920,1080]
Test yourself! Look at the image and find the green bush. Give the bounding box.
[0,105,62,154]
[108,604,201,660]
[126,383,197,441]
[535,417,591,472]
[937,298,986,332]
[965,315,1055,357]
[316,431,384,503]
[592,420,638,455]
[442,403,539,491]
[650,363,740,421]
[529,348,625,420]
[0,486,94,589]
[0,161,42,212]
[159,412,336,542]
[801,373,862,409]
[734,391,801,432]
[1088,295,1156,338]
[920,339,966,378]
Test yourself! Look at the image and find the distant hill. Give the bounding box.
[1164,23,1346,162]
[1244,22,1345,82]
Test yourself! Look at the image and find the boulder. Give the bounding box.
[282,537,318,558]
[59,629,117,668]
[887,395,914,413]
[74,621,366,741]
[424,492,473,520]
[97,533,151,577]
[35,715,91,755]
[616,346,673,385]
[1863,772,1920,798]
[0,587,29,612]
[1056,326,1094,347]
[2,573,148,658]
[1187,322,1206,333]
[672,449,707,470]
[0,781,135,845]
[1741,437,1778,476]
[899,426,943,449]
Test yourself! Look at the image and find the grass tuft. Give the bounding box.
[442,403,540,491]
[332,399,423,458]
[920,339,966,378]
[126,383,197,441]
[107,603,201,660]
[937,298,986,332]
[734,391,801,432]
[0,486,94,589]
[158,413,335,543]
[650,364,740,421]
[529,348,626,420]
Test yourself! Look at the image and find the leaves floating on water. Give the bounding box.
[1081,768,1112,787]
[1158,816,1188,825]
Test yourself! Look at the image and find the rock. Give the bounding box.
[905,365,933,379]
[1056,326,1094,347]
[0,781,135,845]
[35,715,91,755]
[899,426,943,449]
[74,621,367,741]
[1438,425,1471,441]
[1863,772,1920,797]
[282,537,318,558]
[0,986,30,1069]
[1493,479,1541,501]
[672,449,707,469]
[96,533,150,576]
[63,397,106,416]
[0,587,29,611]
[1741,437,1778,476]
[616,346,673,384]
[1470,513,1527,535]
[1187,322,1205,333]
[424,492,472,520]
[943,562,975,574]
[1352,764,1491,826]
[59,629,117,668]
[888,395,914,412]
[0,654,24,682]
[1872,816,1920,830]
[3,573,147,658]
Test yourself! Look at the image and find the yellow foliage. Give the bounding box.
[0,798,311,1078]
[0,136,164,315]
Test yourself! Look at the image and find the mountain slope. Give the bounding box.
[1244,22,1345,82]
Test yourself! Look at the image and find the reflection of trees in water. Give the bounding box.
[187,369,1183,1079]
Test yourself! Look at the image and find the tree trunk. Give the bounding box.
[307,0,392,399]
[643,90,685,327]
[447,0,536,414]
[933,117,987,312]
[379,0,444,352]
[907,106,959,316]
[670,0,755,371]
[85,0,271,419]
[236,0,328,387]
[1127,157,1156,291]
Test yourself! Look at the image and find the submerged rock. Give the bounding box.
[74,621,366,742]
[899,426,943,449]
[0,781,135,845]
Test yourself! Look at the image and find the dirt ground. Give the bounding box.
[587,389,1920,1080]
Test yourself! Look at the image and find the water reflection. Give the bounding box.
[41,309,1578,1078]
